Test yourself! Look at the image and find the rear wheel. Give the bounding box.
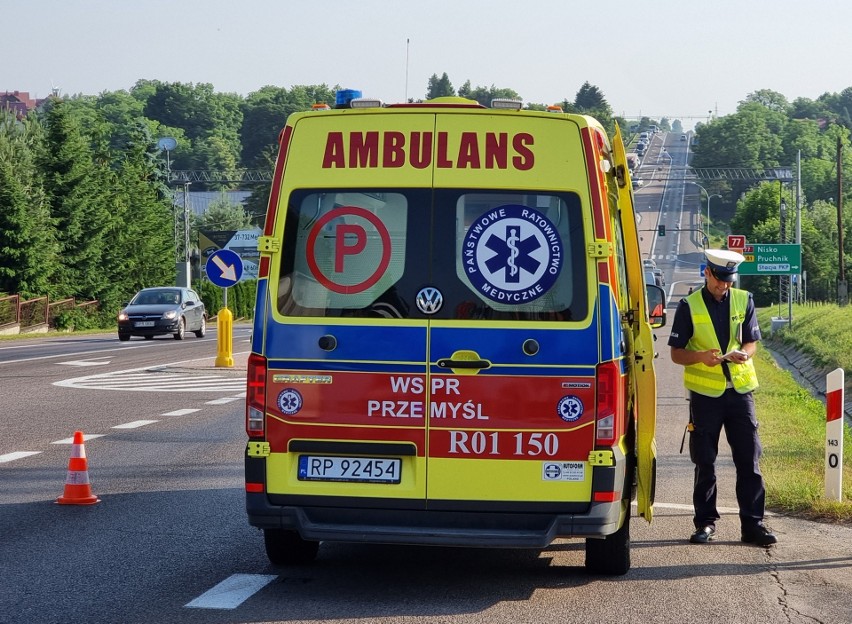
[584,512,630,575]
[194,316,206,338]
[263,529,319,565]
[144,335,154,340]
[118,333,130,342]
[174,318,185,340]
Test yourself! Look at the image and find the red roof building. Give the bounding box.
[0,91,47,118]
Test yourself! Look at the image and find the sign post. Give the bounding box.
[205,249,244,368]
[825,368,845,501]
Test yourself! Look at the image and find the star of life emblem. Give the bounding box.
[557,395,584,422]
[462,205,563,304]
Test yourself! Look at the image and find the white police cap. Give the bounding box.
[705,249,744,282]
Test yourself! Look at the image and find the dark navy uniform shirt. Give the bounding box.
[668,285,761,380]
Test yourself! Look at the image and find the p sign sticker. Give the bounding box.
[306,206,391,294]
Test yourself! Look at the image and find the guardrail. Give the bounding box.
[0,295,99,334]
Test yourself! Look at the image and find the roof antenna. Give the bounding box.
[405,38,410,103]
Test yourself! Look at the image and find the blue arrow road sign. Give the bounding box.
[205,249,243,287]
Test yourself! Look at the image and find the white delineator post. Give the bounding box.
[825,368,845,501]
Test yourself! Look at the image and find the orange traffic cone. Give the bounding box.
[56,431,100,505]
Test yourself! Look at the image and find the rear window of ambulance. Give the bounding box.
[275,188,588,321]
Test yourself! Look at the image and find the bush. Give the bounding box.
[53,307,111,331]
[199,278,257,320]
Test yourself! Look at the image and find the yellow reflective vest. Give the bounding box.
[683,288,759,397]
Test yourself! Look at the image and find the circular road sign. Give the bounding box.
[205,249,244,287]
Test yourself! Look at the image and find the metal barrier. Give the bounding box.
[19,296,48,331]
[0,295,100,333]
[0,295,20,330]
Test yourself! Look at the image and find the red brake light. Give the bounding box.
[595,360,623,446]
[246,353,267,438]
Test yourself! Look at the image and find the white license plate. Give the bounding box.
[298,455,401,484]
[134,321,155,327]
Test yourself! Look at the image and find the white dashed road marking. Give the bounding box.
[185,573,277,610]
[205,397,241,405]
[112,420,159,429]
[0,451,42,463]
[161,408,201,417]
[52,434,107,444]
[59,358,112,367]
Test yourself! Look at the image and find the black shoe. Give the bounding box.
[741,525,777,546]
[689,526,716,544]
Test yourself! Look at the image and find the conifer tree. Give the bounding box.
[0,113,59,297]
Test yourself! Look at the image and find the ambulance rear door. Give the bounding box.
[263,112,438,504]
[422,113,598,508]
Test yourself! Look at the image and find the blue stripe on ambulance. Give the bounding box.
[597,283,620,362]
[429,324,599,367]
[264,322,427,362]
[251,278,268,354]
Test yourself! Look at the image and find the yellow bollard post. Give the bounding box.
[215,307,234,367]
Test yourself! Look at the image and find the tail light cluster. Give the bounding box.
[595,360,625,446]
[246,353,267,438]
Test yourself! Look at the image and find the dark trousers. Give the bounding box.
[688,388,766,530]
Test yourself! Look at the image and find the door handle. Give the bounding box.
[436,358,490,369]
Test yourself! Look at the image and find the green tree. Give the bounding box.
[426,73,455,99]
[743,89,790,114]
[98,120,174,309]
[36,99,113,302]
[692,104,786,169]
[193,194,254,232]
[240,84,336,168]
[457,81,520,107]
[574,82,612,116]
[0,112,59,297]
[730,181,790,241]
[143,82,243,177]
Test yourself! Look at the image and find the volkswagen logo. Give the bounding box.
[416,287,443,315]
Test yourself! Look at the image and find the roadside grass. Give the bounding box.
[760,302,852,370]
[756,304,852,522]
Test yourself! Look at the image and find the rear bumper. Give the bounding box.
[247,495,624,547]
[246,451,628,546]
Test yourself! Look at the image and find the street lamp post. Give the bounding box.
[688,182,721,240]
[779,198,791,324]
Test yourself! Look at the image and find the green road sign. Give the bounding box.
[739,244,801,275]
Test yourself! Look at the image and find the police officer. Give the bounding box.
[668,249,777,546]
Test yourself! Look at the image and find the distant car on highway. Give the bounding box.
[643,258,657,270]
[644,270,663,288]
[653,268,665,287]
[117,287,206,341]
[681,134,687,141]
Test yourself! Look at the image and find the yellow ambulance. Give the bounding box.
[245,91,665,575]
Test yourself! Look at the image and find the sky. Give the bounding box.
[7,0,852,129]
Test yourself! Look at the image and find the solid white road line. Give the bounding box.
[185,573,277,610]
